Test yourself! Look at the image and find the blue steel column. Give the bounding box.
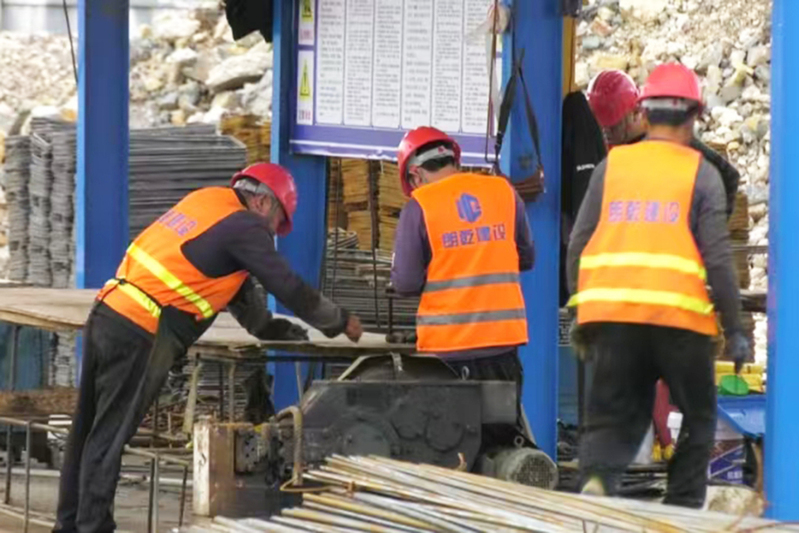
[75,0,129,289]
[502,0,563,459]
[271,0,328,409]
[74,0,129,382]
[765,0,799,520]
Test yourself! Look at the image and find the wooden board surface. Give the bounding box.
[0,288,413,359]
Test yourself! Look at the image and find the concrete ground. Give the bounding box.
[0,455,192,533]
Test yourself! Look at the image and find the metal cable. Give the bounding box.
[62,0,78,85]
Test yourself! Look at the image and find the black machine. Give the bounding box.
[234,354,559,489]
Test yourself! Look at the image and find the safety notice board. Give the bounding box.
[292,0,501,167]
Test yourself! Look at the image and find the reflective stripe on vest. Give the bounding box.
[578,252,707,281]
[416,308,527,326]
[99,187,249,333]
[424,272,520,292]
[572,141,718,336]
[411,173,528,352]
[126,243,214,319]
[104,279,162,319]
[570,288,714,316]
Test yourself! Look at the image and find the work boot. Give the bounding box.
[581,475,607,496]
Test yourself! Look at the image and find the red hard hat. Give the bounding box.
[397,127,461,197]
[639,63,702,106]
[587,70,640,128]
[231,163,298,236]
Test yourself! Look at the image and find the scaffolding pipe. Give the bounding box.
[0,416,191,467]
[3,326,18,507]
[23,421,31,533]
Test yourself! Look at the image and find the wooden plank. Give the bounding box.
[0,288,414,359]
[0,388,77,416]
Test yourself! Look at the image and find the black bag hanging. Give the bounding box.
[492,49,546,202]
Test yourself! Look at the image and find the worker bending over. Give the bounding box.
[568,64,750,508]
[54,163,363,533]
[587,69,740,219]
[391,126,534,451]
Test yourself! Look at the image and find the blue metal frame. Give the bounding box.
[765,0,798,520]
[271,0,328,410]
[75,0,129,290]
[503,0,563,459]
[75,0,130,379]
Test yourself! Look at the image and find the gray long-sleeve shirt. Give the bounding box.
[566,147,743,336]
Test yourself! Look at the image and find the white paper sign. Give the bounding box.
[308,0,497,135]
[316,0,346,124]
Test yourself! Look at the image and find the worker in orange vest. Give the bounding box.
[391,126,541,460]
[53,163,363,533]
[586,68,745,463]
[587,69,740,218]
[567,64,751,507]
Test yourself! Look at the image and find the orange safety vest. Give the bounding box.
[412,173,528,352]
[97,187,250,333]
[569,140,718,336]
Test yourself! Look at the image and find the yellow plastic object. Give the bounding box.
[652,443,676,463]
[652,443,662,463]
[715,361,765,393]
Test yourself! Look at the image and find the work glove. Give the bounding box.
[259,318,309,341]
[725,331,752,374]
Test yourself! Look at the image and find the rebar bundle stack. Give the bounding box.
[26,119,74,287]
[199,455,794,533]
[28,133,53,286]
[128,127,246,240]
[4,136,31,281]
[50,331,76,388]
[50,130,77,288]
[323,228,418,334]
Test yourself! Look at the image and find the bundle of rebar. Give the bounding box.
[128,126,246,240]
[4,136,31,281]
[323,230,418,334]
[50,129,77,289]
[197,455,796,532]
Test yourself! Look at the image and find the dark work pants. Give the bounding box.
[54,308,155,533]
[579,323,716,508]
[445,350,529,450]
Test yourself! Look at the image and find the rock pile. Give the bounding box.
[578,0,772,363]
[129,9,274,129]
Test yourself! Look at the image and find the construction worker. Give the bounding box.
[391,126,535,452]
[587,69,741,219]
[54,163,363,533]
[567,63,751,507]
[586,68,744,461]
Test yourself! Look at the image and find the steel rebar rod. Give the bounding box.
[23,421,31,533]
[4,326,19,507]
[147,458,155,533]
[179,465,189,527]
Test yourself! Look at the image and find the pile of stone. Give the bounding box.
[578,0,772,363]
[0,8,274,133]
[129,9,273,129]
